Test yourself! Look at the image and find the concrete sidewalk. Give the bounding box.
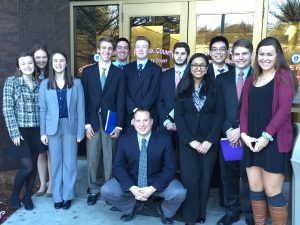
[2,160,274,225]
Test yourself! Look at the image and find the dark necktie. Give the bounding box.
[138,138,147,187]
[101,68,106,89]
[175,70,181,88]
[118,64,123,69]
[138,64,143,77]
[237,71,244,100]
[218,68,224,74]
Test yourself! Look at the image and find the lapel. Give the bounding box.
[208,64,216,80]
[48,88,59,108]
[67,86,72,110]
[227,70,239,104]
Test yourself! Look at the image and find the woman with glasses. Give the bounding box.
[240,37,297,225]
[3,52,47,210]
[39,52,85,210]
[175,53,224,225]
[30,44,53,197]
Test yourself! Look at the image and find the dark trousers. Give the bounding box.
[219,150,253,219]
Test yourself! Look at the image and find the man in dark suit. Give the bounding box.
[208,36,234,207]
[124,36,162,131]
[208,36,234,82]
[101,109,186,224]
[157,42,190,133]
[81,36,125,206]
[216,39,254,225]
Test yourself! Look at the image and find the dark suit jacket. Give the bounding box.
[81,63,125,132]
[175,83,224,145]
[207,63,234,83]
[157,67,188,130]
[113,131,176,192]
[216,68,252,134]
[124,61,161,124]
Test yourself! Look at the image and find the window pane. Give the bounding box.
[74,5,119,75]
[267,0,300,84]
[130,16,180,71]
[196,13,254,61]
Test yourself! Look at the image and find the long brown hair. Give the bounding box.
[15,51,38,81]
[47,52,73,89]
[253,37,298,93]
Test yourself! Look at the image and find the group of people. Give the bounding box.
[2,34,297,225]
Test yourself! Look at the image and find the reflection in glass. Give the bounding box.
[268,0,300,84]
[130,16,180,70]
[73,5,119,75]
[196,14,254,59]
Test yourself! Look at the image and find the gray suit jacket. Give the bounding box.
[39,78,85,139]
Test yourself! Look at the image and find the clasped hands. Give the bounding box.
[129,185,156,201]
[189,140,212,154]
[241,133,269,152]
[226,128,241,148]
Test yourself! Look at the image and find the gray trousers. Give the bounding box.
[86,121,115,194]
[48,118,78,203]
[101,178,187,218]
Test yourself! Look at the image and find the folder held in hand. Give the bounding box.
[104,110,116,135]
[220,138,243,161]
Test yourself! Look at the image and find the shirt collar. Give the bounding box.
[20,76,38,89]
[212,63,229,76]
[113,60,128,67]
[137,59,148,69]
[137,132,152,145]
[235,66,250,82]
[174,64,187,75]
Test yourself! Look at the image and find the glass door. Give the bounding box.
[123,2,188,70]
[188,0,264,57]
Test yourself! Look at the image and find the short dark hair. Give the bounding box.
[209,36,229,50]
[135,36,151,48]
[133,108,152,119]
[116,37,130,50]
[99,36,115,50]
[173,42,190,56]
[232,39,253,54]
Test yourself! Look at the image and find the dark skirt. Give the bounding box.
[7,127,47,158]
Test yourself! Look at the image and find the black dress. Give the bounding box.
[243,79,290,175]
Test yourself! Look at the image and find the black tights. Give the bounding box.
[12,154,38,200]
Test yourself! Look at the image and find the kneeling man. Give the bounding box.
[101,109,186,224]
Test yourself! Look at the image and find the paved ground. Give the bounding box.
[2,159,287,225]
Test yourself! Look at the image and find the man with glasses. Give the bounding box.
[112,37,130,69]
[216,39,254,225]
[208,36,234,208]
[124,36,162,132]
[208,36,234,82]
[81,36,126,206]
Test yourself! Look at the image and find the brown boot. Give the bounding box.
[269,205,288,225]
[251,200,267,225]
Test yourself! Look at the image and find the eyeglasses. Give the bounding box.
[210,47,227,54]
[190,64,207,69]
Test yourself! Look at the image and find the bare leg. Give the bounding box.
[46,151,52,194]
[36,152,47,194]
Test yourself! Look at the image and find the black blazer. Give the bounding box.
[124,60,161,119]
[216,68,252,134]
[207,63,234,83]
[113,131,176,192]
[81,63,125,132]
[175,83,224,145]
[157,67,188,130]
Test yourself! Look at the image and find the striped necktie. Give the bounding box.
[138,138,147,187]
[237,71,244,100]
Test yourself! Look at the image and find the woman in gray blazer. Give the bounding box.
[39,52,85,210]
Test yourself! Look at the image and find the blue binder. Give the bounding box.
[220,138,243,161]
[104,110,116,134]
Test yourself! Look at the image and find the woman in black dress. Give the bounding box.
[175,53,223,225]
[3,52,46,210]
[240,37,297,225]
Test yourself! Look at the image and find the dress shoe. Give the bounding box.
[157,203,173,224]
[22,197,34,211]
[245,218,255,225]
[54,202,63,209]
[35,190,46,196]
[196,218,206,224]
[120,207,137,222]
[44,192,53,197]
[63,200,72,209]
[87,193,99,205]
[217,215,239,225]
[185,223,195,225]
